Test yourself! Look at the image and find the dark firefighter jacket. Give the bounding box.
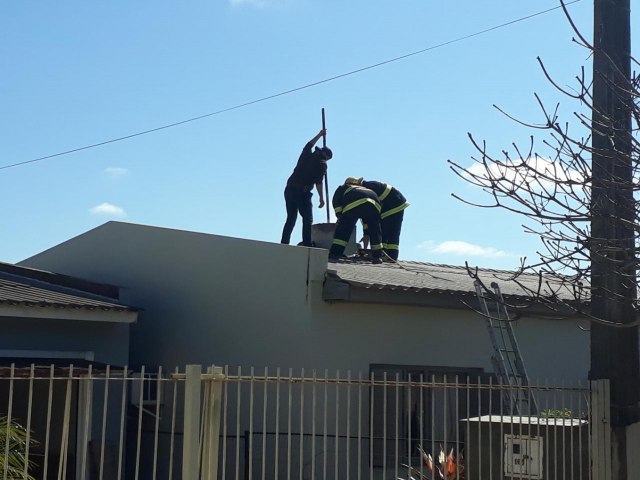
[332,184,381,218]
[360,180,409,219]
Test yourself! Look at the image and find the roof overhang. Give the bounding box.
[323,276,582,318]
[323,276,473,309]
[0,304,138,324]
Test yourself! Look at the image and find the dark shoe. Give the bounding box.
[381,252,396,262]
[371,257,383,264]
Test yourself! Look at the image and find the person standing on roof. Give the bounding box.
[280,129,333,247]
[345,177,409,260]
[329,181,383,263]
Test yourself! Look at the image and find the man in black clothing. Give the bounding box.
[280,129,332,247]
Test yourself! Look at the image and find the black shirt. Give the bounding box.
[286,142,327,191]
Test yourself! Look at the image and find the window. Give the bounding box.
[369,364,495,467]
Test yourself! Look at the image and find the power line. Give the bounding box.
[3,0,582,171]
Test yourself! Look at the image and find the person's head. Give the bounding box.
[344,177,363,186]
[314,146,333,161]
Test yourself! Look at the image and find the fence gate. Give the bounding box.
[0,364,609,480]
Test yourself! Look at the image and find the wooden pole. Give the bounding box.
[590,1,638,477]
[322,108,330,223]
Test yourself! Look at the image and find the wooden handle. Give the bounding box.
[321,108,326,148]
[322,108,329,222]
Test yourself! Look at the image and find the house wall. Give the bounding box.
[0,316,130,366]
[21,221,589,381]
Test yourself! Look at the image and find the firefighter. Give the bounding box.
[345,177,409,260]
[329,181,383,263]
[280,129,332,247]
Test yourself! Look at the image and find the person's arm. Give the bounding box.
[361,221,370,248]
[306,129,327,148]
[315,182,325,208]
[332,186,343,219]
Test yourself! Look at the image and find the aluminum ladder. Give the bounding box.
[474,279,538,415]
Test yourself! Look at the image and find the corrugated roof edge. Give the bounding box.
[0,262,121,299]
[325,258,587,316]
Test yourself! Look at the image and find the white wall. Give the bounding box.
[21,221,589,381]
[0,316,130,366]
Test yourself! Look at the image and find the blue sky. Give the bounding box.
[1,1,615,269]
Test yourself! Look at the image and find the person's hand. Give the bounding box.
[318,198,325,209]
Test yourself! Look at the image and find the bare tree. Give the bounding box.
[449,1,639,477]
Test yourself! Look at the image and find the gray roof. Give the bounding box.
[0,277,132,311]
[325,258,579,313]
[0,262,136,314]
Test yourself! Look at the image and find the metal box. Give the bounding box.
[462,415,589,479]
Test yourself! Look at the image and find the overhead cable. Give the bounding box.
[2,0,582,171]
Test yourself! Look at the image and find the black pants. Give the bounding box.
[381,210,404,260]
[329,203,382,258]
[281,186,313,246]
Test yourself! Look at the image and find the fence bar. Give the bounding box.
[58,365,74,480]
[287,368,292,480]
[201,365,224,480]
[152,367,162,480]
[117,366,128,480]
[312,370,317,480]
[357,372,362,480]
[235,366,242,480]
[42,365,54,480]
[99,365,111,480]
[368,371,374,480]
[169,366,179,480]
[323,369,328,480]
[22,364,34,480]
[591,379,611,480]
[134,366,145,480]
[274,368,281,480]
[183,364,202,480]
[221,366,229,480]
[3,364,14,480]
[79,364,94,480]
[334,370,340,480]
[299,368,305,480]
[261,367,268,480]
[346,371,351,480]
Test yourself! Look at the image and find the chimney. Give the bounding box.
[311,222,359,256]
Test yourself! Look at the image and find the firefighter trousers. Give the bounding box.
[381,210,404,260]
[330,203,383,259]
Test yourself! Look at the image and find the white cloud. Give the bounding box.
[418,240,510,259]
[104,167,128,176]
[89,203,126,217]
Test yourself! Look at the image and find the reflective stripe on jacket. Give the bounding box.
[332,184,381,217]
[361,180,408,218]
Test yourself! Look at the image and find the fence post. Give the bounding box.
[183,365,202,480]
[201,366,225,480]
[591,379,611,480]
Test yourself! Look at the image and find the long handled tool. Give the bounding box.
[322,108,330,222]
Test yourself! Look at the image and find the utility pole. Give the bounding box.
[590,0,639,477]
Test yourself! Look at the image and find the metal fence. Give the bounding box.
[0,364,608,480]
